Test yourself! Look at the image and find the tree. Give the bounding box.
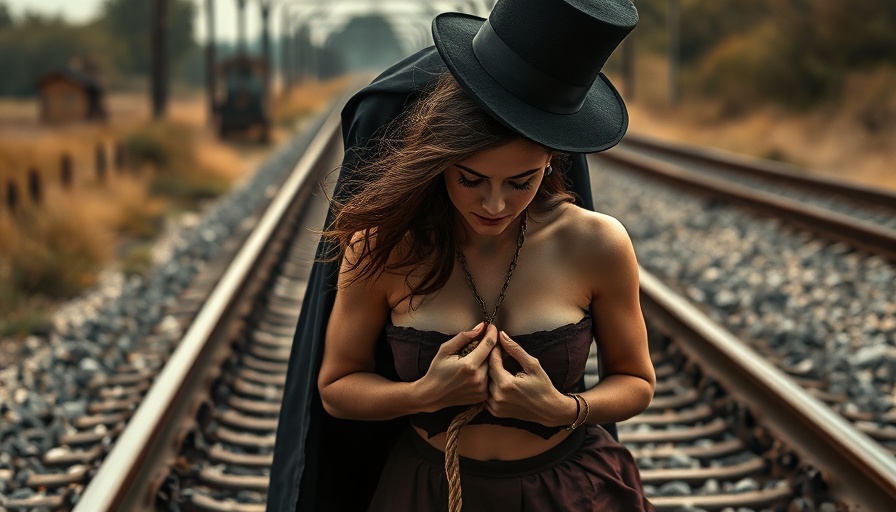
[99,0,197,76]
[0,20,113,96]
[0,1,14,29]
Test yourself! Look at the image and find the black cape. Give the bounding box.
[266,46,615,512]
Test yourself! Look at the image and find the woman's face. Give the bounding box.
[445,138,551,238]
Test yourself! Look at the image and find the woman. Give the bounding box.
[268,0,655,510]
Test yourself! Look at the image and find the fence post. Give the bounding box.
[95,143,107,183]
[114,141,126,174]
[28,168,41,205]
[61,153,73,190]
[6,179,18,212]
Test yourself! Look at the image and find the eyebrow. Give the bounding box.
[455,163,541,180]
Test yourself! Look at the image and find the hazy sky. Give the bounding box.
[7,1,480,48]
[6,0,103,24]
[5,0,260,42]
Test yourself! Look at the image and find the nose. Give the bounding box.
[481,185,505,216]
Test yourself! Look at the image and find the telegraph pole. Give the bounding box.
[280,8,292,93]
[667,0,680,106]
[259,0,274,103]
[237,0,247,55]
[205,0,217,125]
[151,0,168,119]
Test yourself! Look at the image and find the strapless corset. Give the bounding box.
[385,316,593,439]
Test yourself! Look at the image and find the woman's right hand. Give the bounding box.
[416,322,497,411]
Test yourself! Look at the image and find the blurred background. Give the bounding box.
[0,0,894,349]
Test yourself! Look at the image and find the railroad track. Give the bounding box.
[593,136,896,461]
[3,108,896,511]
[600,134,896,259]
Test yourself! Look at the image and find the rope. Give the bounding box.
[446,402,484,512]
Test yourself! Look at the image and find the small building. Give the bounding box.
[36,65,106,124]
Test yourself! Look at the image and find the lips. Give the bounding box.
[472,213,508,225]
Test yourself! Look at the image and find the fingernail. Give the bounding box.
[501,331,511,341]
[472,321,484,330]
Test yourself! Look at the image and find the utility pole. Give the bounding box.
[259,0,274,103]
[667,0,680,106]
[237,0,247,55]
[205,0,217,125]
[151,0,168,119]
[280,8,292,93]
[296,24,309,82]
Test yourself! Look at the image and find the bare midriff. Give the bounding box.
[413,424,572,460]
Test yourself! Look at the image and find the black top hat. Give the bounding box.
[432,0,638,153]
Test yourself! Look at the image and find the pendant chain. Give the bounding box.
[455,215,528,325]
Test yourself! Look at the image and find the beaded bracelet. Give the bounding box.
[564,393,588,431]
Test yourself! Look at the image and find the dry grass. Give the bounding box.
[272,76,356,128]
[0,78,351,338]
[614,55,896,191]
[0,176,160,334]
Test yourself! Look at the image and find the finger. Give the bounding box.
[485,394,506,418]
[467,323,498,364]
[439,322,485,354]
[488,346,510,380]
[485,395,498,416]
[499,331,540,373]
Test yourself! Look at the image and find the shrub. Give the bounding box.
[2,204,112,298]
[123,122,192,169]
[122,121,234,204]
[695,22,832,112]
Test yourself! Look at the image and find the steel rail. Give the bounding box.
[621,133,896,210]
[597,148,896,259]
[74,99,348,512]
[638,269,896,511]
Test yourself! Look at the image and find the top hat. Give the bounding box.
[432,0,638,153]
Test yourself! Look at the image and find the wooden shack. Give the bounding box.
[36,66,106,123]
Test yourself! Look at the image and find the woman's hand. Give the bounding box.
[416,322,497,411]
[486,331,578,427]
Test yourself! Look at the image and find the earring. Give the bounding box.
[545,164,553,176]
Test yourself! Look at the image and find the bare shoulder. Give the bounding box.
[342,229,375,271]
[544,204,638,289]
[551,204,634,258]
[341,228,423,304]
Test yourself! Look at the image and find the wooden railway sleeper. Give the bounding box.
[240,355,289,375]
[216,409,278,432]
[190,491,267,512]
[207,444,273,467]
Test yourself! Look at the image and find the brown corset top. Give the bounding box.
[385,315,593,440]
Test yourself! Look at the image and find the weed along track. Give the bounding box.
[3,98,896,511]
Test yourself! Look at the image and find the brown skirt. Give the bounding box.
[367,425,656,512]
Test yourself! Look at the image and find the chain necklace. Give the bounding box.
[447,213,528,512]
[455,214,528,326]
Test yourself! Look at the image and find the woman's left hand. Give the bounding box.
[485,331,578,426]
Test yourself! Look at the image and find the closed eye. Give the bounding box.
[457,175,483,188]
[509,180,532,191]
[457,173,532,192]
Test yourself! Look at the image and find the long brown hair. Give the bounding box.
[324,72,574,300]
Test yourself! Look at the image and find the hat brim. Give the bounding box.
[432,12,628,153]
